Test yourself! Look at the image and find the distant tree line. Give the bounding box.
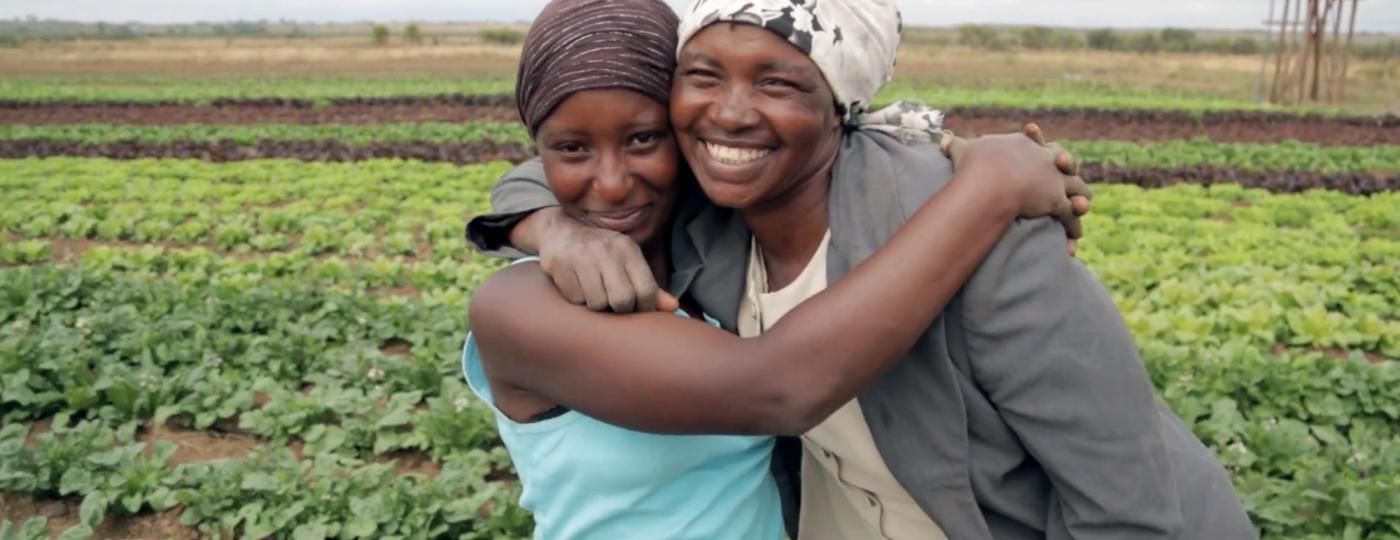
[953,25,1400,59]
[0,19,453,46]
[478,28,525,45]
[0,19,273,41]
[0,19,1394,59]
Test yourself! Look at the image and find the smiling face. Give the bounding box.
[534,89,681,248]
[671,22,843,211]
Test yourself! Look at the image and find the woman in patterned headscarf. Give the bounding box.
[466,1,1105,539]
[660,3,1248,540]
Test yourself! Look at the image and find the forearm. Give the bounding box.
[464,157,560,256]
[746,165,1021,432]
[505,207,572,255]
[475,169,1014,434]
[474,175,1014,435]
[471,267,793,434]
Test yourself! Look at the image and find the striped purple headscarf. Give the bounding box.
[516,0,681,137]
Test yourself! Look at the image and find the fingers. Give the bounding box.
[1067,239,1079,258]
[600,260,638,314]
[1056,201,1084,240]
[551,267,586,306]
[943,135,969,165]
[1055,151,1079,177]
[573,267,610,312]
[1024,122,1046,145]
[655,291,681,313]
[1062,173,1092,205]
[621,244,659,314]
[1072,195,1091,216]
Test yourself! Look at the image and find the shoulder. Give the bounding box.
[835,131,954,218]
[505,157,546,179]
[828,131,956,259]
[468,261,553,336]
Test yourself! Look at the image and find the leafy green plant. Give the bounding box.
[0,517,55,540]
[0,156,1394,539]
[174,448,529,539]
[1064,139,1400,174]
[0,74,513,104]
[0,122,530,146]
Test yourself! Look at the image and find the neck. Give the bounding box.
[741,145,836,290]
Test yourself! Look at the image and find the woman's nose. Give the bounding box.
[593,152,633,203]
[712,84,760,132]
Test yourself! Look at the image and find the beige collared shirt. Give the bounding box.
[737,231,948,540]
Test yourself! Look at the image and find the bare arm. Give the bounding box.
[468,125,1090,312]
[471,136,1073,435]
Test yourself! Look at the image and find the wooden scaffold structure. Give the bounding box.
[1260,0,1365,105]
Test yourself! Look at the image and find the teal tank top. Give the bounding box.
[462,261,784,540]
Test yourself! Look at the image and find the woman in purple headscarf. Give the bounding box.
[463,1,1091,538]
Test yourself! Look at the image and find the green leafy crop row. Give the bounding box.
[6,129,1395,176]
[0,158,511,261]
[1,157,1396,539]
[1064,139,1400,174]
[0,266,528,538]
[0,122,530,147]
[2,421,529,539]
[0,74,1316,113]
[0,75,513,105]
[876,78,1292,113]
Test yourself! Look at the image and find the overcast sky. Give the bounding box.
[3,0,1398,33]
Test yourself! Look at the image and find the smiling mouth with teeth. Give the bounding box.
[705,142,773,166]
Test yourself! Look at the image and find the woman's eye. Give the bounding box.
[629,132,657,146]
[684,69,720,86]
[761,78,798,90]
[554,143,585,154]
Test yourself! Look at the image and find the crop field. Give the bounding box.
[1,43,1398,540]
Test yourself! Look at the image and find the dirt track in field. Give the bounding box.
[4,139,1393,195]
[0,103,519,125]
[0,139,532,165]
[0,97,518,125]
[3,97,1397,146]
[943,108,1400,147]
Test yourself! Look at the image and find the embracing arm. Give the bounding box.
[472,157,1032,436]
[465,158,558,257]
[954,218,1181,539]
[467,127,1090,311]
[465,158,666,311]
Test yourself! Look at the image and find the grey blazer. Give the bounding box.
[466,131,1257,540]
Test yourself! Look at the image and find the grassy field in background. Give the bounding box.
[1,37,1394,113]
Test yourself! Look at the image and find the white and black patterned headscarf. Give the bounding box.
[678,0,946,144]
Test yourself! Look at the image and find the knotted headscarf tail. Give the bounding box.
[516,0,680,138]
[678,0,948,144]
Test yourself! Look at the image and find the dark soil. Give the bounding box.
[1078,163,1398,195]
[4,138,1393,194]
[0,138,532,165]
[942,107,1400,146]
[0,493,200,540]
[0,103,517,125]
[0,94,514,110]
[137,423,261,466]
[3,97,1396,146]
